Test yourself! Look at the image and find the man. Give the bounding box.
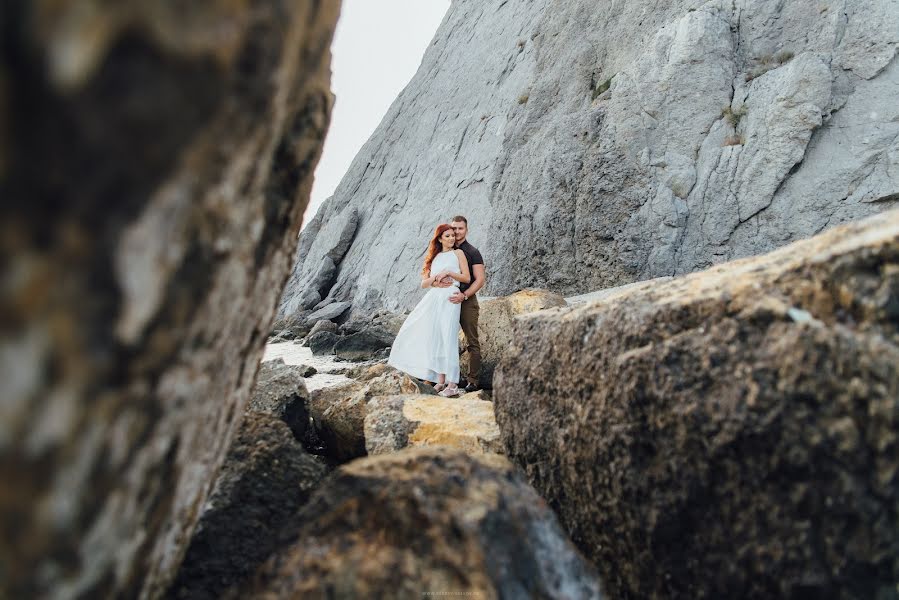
[434,215,485,392]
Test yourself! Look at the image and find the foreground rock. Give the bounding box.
[0,2,338,597]
[495,210,899,599]
[308,368,435,462]
[247,359,311,441]
[464,289,566,387]
[365,394,502,455]
[235,447,603,599]
[168,413,326,600]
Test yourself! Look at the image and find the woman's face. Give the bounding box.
[440,229,456,246]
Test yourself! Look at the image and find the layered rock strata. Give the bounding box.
[0,2,338,597]
[494,210,899,599]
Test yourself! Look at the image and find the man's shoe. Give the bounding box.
[463,383,479,394]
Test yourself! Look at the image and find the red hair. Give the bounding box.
[421,224,454,277]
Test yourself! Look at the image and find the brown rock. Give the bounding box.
[463,289,566,387]
[365,394,503,455]
[0,2,339,597]
[495,210,899,599]
[308,369,434,462]
[236,447,604,599]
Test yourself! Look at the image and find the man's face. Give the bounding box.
[451,221,467,243]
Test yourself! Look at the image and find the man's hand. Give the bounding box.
[449,291,465,304]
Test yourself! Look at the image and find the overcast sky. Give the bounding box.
[304,0,451,224]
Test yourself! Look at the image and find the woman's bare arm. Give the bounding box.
[447,250,471,284]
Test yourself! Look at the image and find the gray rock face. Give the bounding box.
[0,2,338,598]
[280,0,898,316]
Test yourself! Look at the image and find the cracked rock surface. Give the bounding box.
[281,0,898,316]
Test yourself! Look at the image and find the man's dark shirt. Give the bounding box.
[457,240,484,294]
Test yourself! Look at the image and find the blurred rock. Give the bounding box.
[0,1,338,597]
[235,447,603,599]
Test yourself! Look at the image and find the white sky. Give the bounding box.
[304,0,451,224]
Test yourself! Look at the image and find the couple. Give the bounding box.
[388,216,484,397]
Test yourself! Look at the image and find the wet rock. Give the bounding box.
[0,2,339,597]
[246,359,310,441]
[168,414,326,600]
[235,447,604,599]
[464,289,566,388]
[365,394,502,455]
[495,210,899,599]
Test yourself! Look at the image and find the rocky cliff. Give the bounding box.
[0,2,338,597]
[280,0,898,317]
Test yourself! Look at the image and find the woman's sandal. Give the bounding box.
[438,385,461,398]
[434,382,447,393]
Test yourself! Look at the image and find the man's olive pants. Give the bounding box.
[460,294,481,386]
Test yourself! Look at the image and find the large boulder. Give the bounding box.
[246,359,311,441]
[168,413,327,600]
[364,394,502,455]
[463,289,566,387]
[308,369,435,462]
[495,210,899,599]
[234,447,604,599]
[0,2,338,597]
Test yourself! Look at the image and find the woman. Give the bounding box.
[388,224,471,397]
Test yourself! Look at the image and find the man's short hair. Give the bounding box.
[450,215,468,224]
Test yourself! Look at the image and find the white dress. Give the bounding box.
[388,250,462,383]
